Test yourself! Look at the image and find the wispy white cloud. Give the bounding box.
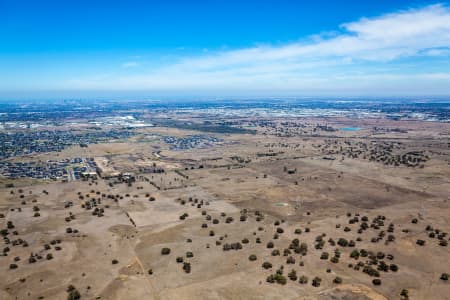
[68,4,450,95]
[121,61,139,68]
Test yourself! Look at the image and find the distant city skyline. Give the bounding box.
[1,0,450,99]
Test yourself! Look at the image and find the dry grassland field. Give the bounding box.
[3,1,450,299]
[1,104,450,300]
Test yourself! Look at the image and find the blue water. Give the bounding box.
[341,127,361,131]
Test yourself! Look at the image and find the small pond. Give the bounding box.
[341,127,361,131]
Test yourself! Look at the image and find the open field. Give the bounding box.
[1,111,450,300]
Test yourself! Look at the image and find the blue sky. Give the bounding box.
[1,0,450,98]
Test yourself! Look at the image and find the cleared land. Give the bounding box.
[1,116,449,300]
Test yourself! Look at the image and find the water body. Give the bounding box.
[341,127,361,131]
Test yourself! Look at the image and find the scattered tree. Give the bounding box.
[161,248,171,255]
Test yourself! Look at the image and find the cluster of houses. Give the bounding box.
[0,158,97,181]
[163,135,223,150]
[0,130,136,159]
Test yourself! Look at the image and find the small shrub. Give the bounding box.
[288,269,297,281]
[299,275,308,284]
[161,248,171,255]
[372,278,382,285]
[183,262,191,273]
[400,289,409,300]
[390,264,399,272]
[266,273,287,285]
[286,256,295,264]
[312,277,322,287]
[67,286,81,300]
[333,276,342,284]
